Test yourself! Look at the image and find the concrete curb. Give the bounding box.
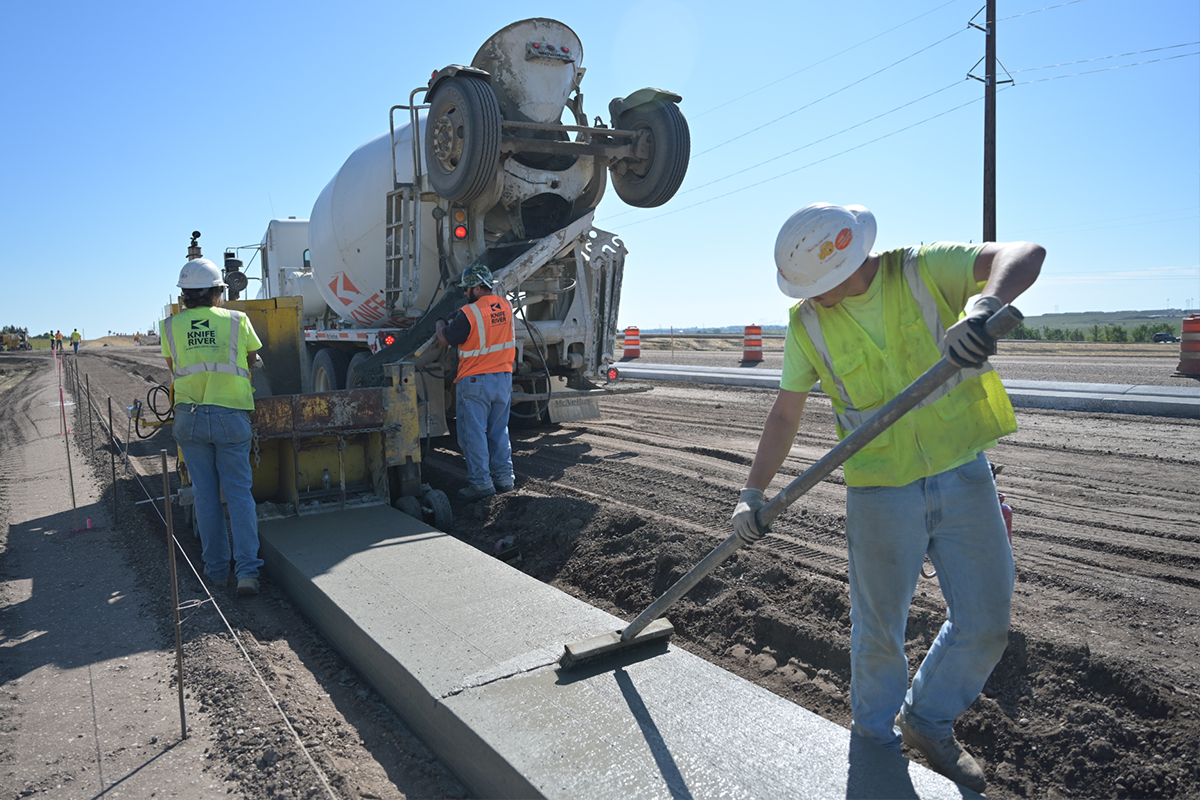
[612,364,1200,418]
[260,505,978,800]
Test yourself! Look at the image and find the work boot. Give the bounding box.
[237,577,260,597]
[205,569,231,587]
[457,484,496,502]
[495,483,515,494]
[895,712,986,793]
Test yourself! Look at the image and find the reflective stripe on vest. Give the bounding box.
[797,247,993,433]
[458,302,517,359]
[164,310,250,380]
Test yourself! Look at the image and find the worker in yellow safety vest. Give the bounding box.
[70,328,81,354]
[435,263,517,502]
[161,258,264,596]
[732,203,1044,794]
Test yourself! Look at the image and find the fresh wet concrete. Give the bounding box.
[260,504,981,799]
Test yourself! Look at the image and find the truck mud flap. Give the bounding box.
[547,394,601,423]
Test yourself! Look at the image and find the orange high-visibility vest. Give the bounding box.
[456,294,516,382]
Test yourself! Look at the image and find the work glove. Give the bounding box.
[732,488,766,544]
[944,296,1003,368]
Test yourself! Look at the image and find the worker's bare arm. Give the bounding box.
[973,241,1046,303]
[745,389,808,491]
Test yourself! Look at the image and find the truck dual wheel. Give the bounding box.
[312,347,351,392]
[425,76,502,203]
[346,351,373,389]
[610,100,690,208]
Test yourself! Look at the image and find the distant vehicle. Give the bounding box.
[1153,332,1180,344]
[1,331,31,351]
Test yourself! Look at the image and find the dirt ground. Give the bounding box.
[3,344,1197,799]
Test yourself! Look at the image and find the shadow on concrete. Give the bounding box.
[615,667,694,800]
[845,734,924,799]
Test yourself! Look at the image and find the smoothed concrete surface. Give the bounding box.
[260,505,979,800]
[614,363,1200,418]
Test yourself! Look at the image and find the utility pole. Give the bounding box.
[970,0,1009,242]
[983,0,996,243]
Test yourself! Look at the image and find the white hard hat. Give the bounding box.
[774,203,877,298]
[177,258,226,289]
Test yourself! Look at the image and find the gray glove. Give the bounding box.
[732,488,766,544]
[944,296,1003,368]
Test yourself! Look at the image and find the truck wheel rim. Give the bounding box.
[431,108,464,172]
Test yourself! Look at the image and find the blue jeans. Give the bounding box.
[845,453,1012,751]
[173,404,262,580]
[455,372,514,490]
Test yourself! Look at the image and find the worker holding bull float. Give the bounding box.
[733,203,1044,793]
[161,258,264,597]
[435,263,517,502]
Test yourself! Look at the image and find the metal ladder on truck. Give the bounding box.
[384,97,428,322]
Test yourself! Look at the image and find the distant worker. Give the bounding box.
[161,258,264,596]
[54,330,63,352]
[731,203,1044,794]
[134,332,141,346]
[435,263,516,501]
[70,328,81,354]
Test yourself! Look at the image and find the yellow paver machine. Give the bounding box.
[160,295,450,531]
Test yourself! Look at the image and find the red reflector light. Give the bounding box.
[454,225,468,239]
[383,334,396,346]
[607,367,619,381]
[562,47,569,53]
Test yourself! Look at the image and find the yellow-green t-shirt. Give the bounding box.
[161,307,262,410]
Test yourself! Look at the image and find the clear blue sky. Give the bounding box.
[2,0,1196,338]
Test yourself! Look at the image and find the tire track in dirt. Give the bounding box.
[475,377,1200,799]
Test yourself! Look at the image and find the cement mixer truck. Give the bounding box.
[251,18,690,439]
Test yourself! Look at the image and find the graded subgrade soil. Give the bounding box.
[3,344,1197,800]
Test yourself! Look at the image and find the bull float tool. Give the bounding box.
[560,304,1024,669]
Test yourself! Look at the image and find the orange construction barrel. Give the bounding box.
[622,326,641,359]
[742,325,763,362]
[1175,315,1200,378]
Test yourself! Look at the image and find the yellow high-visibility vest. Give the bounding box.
[791,246,1017,487]
[161,307,260,409]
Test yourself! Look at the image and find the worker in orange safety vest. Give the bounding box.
[435,263,517,502]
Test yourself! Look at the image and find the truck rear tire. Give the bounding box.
[425,76,502,203]
[346,351,372,389]
[312,347,351,392]
[610,100,690,208]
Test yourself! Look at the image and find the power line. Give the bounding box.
[1011,42,1199,73]
[998,0,1088,21]
[674,82,966,198]
[692,27,969,160]
[604,51,1193,229]
[691,0,966,120]
[616,91,988,228]
[1014,51,1198,84]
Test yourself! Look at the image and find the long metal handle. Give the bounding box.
[620,305,1023,642]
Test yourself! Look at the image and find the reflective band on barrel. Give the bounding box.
[623,326,641,358]
[742,325,763,362]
